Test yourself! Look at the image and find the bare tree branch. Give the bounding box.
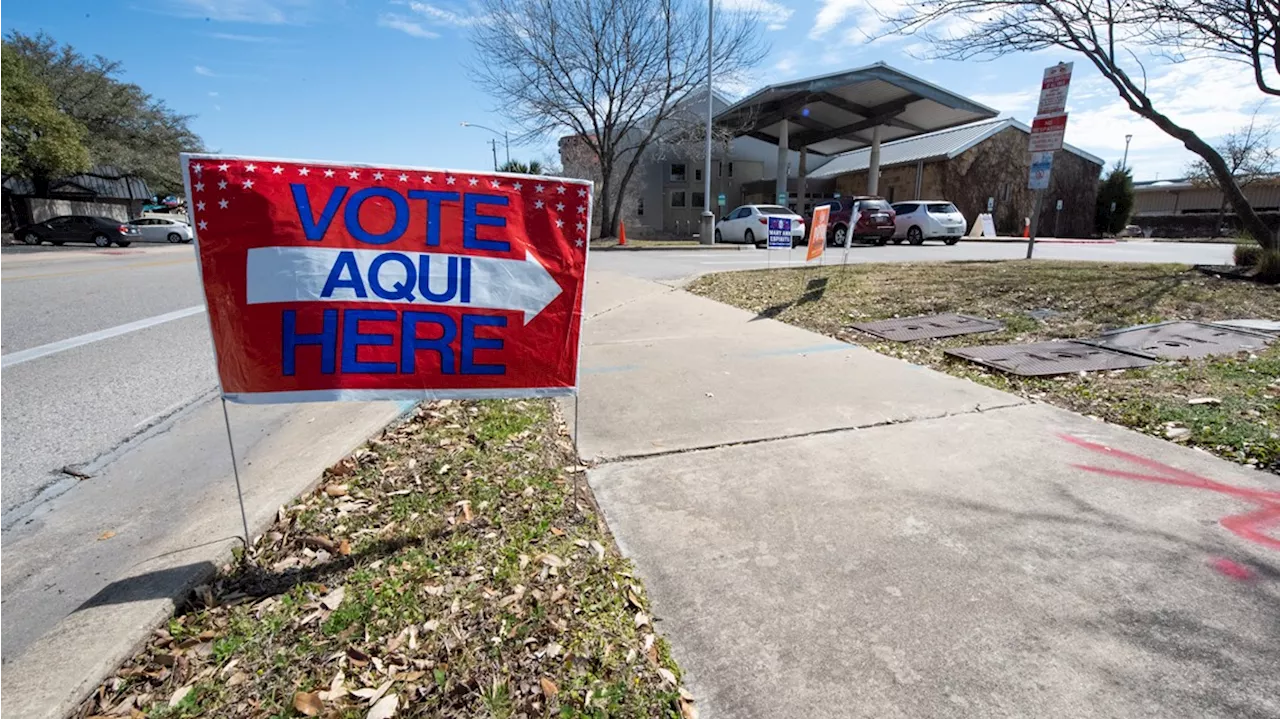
[468,0,766,236]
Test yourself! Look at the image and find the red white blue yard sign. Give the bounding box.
[181,154,591,404]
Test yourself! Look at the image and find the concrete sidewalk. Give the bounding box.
[572,270,1280,719]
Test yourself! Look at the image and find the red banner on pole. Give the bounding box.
[181,154,591,404]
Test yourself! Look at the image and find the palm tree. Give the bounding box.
[499,159,543,175]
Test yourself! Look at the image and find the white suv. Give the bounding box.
[891,201,966,245]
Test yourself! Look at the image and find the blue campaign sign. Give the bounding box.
[767,216,792,249]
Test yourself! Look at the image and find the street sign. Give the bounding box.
[1036,62,1073,116]
[1028,151,1054,190]
[717,193,725,207]
[987,197,994,212]
[776,192,787,205]
[807,205,830,261]
[833,192,841,199]
[1029,113,1068,153]
[181,154,591,403]
[767,216,792,249]
[1056,199,1064,211]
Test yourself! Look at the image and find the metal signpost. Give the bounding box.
[1026,62,1073,259]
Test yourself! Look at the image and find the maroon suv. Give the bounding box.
[809,197,896,246]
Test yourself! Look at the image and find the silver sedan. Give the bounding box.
[126,216,194,243]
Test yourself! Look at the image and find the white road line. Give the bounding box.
[1,305,206,369]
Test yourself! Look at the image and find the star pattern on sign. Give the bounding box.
[577,187,587,197]
[272,165,283,174]
[490,179,501,189]
[192,164,203,175]
[555,219,564,228]
[398,174,409,182]
[348,170,360,179]
[218,199,229,209]
[555,202,565,211]
[218,163,229,172]
[576,238,585,248]
[218,180,228,190]
[577,204,585,213]
[535,183,545,193]
[468,177,479,187]
[198,220,208,230]
[194,182,204,192]
[243,179,255,189]
[196,201,206,211]
[576,221,585,231]
[534,200,544,209]
[423,175,433,183]
[556,185,566,194]
[299,167,311,176]
[446,176,456,185]
[513,182,522,191]
[373,171,384,180]
[245,163,257,172]
[323,169,335,178]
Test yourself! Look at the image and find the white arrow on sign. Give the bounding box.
[245,246,563,324]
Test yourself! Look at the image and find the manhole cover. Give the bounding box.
[946,341,1155,376]
[851,313,1003,342]
[1081,321,1272,359]
[1214,319,1280,335]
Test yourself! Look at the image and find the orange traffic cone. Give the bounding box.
[618,221,627,246]
[1022,218,1030,238]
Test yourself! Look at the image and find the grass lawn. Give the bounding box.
[688,261,1280,472]
[82,400,692,719]
[589,239,703,249]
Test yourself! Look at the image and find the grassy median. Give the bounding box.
[82,400,693,719]
[688,261,1280,472]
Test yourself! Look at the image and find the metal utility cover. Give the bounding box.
[946,341,1155,376]
[852,313,1003,342]
[1083,321,1272,360]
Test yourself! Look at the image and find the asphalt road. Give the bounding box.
[592,239,1237,282]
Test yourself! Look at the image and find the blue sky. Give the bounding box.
[3,0,1272,180]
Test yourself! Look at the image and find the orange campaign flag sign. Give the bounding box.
[806,205,830,261]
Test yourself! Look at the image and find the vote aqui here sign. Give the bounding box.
[182,154,591,403]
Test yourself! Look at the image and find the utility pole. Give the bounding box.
[1121,134,1133,170]
[489,139,498,171]
[699,0,715,245]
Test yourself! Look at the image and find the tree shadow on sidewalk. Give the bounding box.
[752,277,829,321]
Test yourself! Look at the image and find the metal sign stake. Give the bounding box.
[219,397,253,549]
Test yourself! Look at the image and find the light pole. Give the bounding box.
[1121,133,1133,171]
[460,122,510,169]
[699,0,716,245]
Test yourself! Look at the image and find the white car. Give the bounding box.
[127,216,194,243]
[715,204,806,246]
[891,201,966,245]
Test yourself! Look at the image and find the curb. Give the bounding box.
[592,244,753,252]
[960,238,1118,245]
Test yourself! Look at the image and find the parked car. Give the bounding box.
[128,216,194,243]
[891,201,967,245]
[13,215,141,248]
[715,204,806,246]
[1117,224,1144,238]
[807,197,896,246]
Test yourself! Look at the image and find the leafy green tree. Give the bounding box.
[1,46,91,193]
[499,159,544,174]
[4,31,204,194]
[1095,165,1135,235]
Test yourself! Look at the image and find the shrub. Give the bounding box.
[1235,243,1262,267]
[1254,249,1280,284]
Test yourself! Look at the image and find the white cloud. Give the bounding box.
[209,32,280,42]
[719,0,794,31]
[810,0,907,39]
[170,0,289,23]
[968,90,1037,114]
[406,1,484,27]
[194,65,217,77]
[208,91,220,97]
[378,13,441,38]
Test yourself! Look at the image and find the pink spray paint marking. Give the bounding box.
[1060,433,1280,552]
[1210,557,1255,580]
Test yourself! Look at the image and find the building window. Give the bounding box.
[695,168,703,182]
[727,162,734,178]
[670,191,687,208]
[692,191,705,208]
[669,163,687,183]
[637,198,644,216]
[887,187,896,202]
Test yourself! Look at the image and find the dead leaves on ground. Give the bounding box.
[81,400,690,718]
